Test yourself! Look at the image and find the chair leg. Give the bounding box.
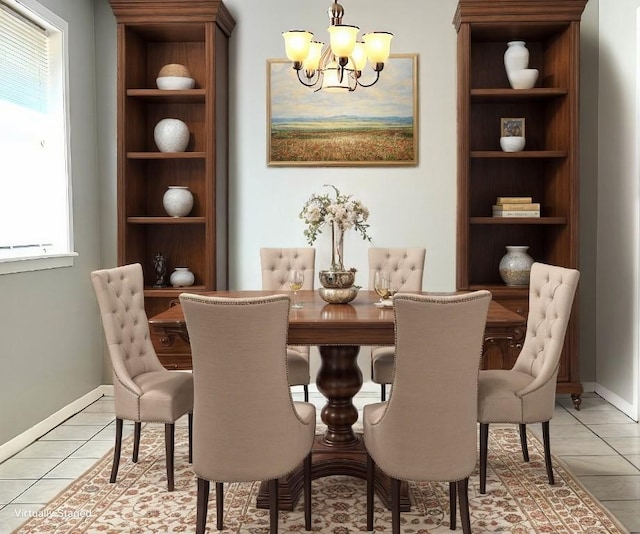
[196,477,210,534]
[304,384,309,403]
[542,421,555,485]
[391,477,401,534]
[366,453,375,531]
[449,481,456,530]
[132,421,141,463]
[519,423,530,462]
[165,423,175,492]
[457,478,471,534]
[304,453,312,531]
[216,482,224,531]
[269,478,279,534]
[188,412,193,464]
[381,384,386,402]
[479,422,489,494]
[110,418,123,483]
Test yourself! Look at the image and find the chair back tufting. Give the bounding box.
[512,262,580,397]
[368,247,425,291]
[91,263,165,385]
[260,248,315,290]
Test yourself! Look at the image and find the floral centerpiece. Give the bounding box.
[300,184,372,274]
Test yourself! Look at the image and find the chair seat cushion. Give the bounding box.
[371,346,394,385]
[287,346,310,386]
[477,369,533,423]
[133,370,193,422]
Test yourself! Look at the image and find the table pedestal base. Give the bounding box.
[256,434,410,512]
[258,344,409,512]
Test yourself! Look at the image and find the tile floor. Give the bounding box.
[0,389,639,533]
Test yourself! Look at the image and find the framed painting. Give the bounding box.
[267,54,418,167]
[501,117,525,137]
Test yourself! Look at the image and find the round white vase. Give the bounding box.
[154,118,189,152]
[170,267,195,287]
[163,186,194,217]
[499,246,534,287]
[504,41,529,75]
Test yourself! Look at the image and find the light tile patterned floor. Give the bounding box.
[0,389,639,533]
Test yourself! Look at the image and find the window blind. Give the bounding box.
[0,2,48,113]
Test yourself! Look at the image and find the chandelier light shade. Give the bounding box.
[282,0,393,92]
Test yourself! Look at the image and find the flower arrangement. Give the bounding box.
[300,184,372,271]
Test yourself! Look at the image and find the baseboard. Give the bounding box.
[0,385,111,463]
[595,383,638,421]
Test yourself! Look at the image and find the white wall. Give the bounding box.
[0,0,103,446]
[596,0,640,418]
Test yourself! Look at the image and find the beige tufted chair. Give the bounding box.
[261,247,315,401]
[368,247,426,400]
[478,262,580,494]
[179,293,316,534]
[91,263,193,492]
[364,291,492,534]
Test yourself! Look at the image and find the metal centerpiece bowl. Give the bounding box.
[318,286,360,304]
[319,270,356,289]
[318,269,358,304]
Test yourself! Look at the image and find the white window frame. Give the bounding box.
[0,0,76,275]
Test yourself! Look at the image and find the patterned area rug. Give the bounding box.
[15,425,629,533]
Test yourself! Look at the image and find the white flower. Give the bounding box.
[299,185,372,245]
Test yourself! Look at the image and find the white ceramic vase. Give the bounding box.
[154,118,189,152]
[163,186,193,217]
[504,41,529,75]
[170,267,195,287]
[499,246,534,287]
[500,136,526,152]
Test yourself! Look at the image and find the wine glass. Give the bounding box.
[374,271,393,302]
[289,269,304,309]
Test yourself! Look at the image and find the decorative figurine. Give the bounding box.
[153,253,167,287]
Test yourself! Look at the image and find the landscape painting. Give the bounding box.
[267,54,418,166]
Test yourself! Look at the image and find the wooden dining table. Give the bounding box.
[148,289,526,511]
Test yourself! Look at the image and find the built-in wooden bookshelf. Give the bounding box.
[453,0,587,407]
[109,0,235,369]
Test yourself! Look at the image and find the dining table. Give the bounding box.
[148,289,526,511]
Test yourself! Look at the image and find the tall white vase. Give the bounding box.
[163,186,193,217]
[504,41,529,74]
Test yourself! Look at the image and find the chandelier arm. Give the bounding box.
[355,69,381,88]
[296,68,321,88]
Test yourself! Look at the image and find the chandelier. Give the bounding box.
[282,0,393,92]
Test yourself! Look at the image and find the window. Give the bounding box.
[0,0,75,274]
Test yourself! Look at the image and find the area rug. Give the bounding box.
[15,425,629,533]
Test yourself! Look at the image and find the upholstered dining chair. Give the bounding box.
[478,262,580,494]
[261,247,315,401]
[179,293,316,534]
[368,247,426,400]
[91,263,193,492]
[364,291,491,534]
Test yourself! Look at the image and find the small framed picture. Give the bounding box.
[501,117,525,137]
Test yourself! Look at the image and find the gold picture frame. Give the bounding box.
[501,117,525,137]
[267,54,419,167]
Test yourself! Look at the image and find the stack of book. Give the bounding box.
[492,196,540,217]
